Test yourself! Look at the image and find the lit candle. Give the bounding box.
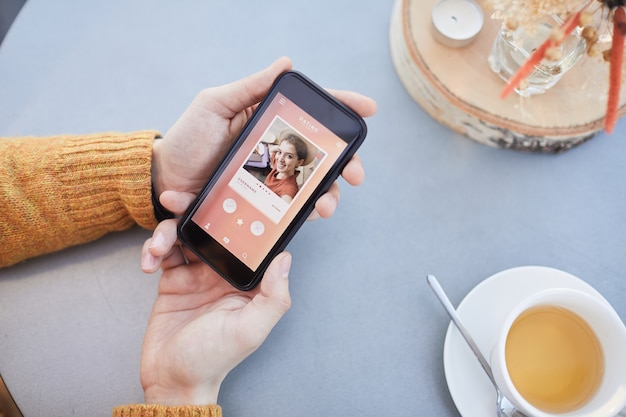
[431,0,484,48]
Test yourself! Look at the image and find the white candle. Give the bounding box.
[431,0,484,48]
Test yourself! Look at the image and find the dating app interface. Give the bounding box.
[191,92,347,270]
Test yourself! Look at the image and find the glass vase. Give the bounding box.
[488,15,587,97]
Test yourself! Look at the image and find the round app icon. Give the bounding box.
[223,198,237,213]
[250,220,265,236]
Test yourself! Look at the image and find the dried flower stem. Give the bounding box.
[499,10,583,98]
[605,6,626,133]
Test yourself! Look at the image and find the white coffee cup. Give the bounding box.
[490,288,626,417]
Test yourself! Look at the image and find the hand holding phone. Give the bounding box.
[176,70,369,290]
[141,219,293,406]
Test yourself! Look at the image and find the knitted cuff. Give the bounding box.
[60,131,161,232]
[0,130,161,267]
[113,404,222,417]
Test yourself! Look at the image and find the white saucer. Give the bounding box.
[442,266,608,417]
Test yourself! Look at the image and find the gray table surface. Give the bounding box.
[1,1,625,416]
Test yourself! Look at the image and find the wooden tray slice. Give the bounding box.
[389,0,626,152]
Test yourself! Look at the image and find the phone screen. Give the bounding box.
[189,92,349,270]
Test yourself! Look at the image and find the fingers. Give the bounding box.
[341,154,365,186]
[255,252,292,321]
[240,253,292,347]
[156,260,220,296]
[141,237,162,273]
[141,219,180,273]
[309,153,364,220]
[158,246,190,272]
[326,89,378,119]
[312,182,340,220]
[159,190,197,216]
[150,219,179,257]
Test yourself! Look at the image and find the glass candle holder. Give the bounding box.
[488,15,587,97]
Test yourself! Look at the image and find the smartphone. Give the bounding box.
[177,70,368,290]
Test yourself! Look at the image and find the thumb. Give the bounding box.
[258,251,292,313]
[159,190,197,215]
[215,57,293,115]
[239,252,292,348]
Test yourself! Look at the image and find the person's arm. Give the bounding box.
[1,57,375,269]
[0,131,160,267]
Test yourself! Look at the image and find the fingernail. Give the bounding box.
[142,252,156,270]
[149,231,165,249]
[279,254,292,279]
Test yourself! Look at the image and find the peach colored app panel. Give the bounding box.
[192,93,346,269]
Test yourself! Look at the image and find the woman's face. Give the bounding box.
[275,142,303,176]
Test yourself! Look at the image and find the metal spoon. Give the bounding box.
[427,274,526,417]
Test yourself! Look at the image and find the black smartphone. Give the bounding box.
[177,70,368,290]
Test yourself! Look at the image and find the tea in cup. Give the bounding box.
[490,288,626,417]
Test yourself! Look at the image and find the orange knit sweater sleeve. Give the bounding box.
[0,131,161,267]
[113,404,222,417]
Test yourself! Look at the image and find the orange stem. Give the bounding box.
[605,7,625,134]
[500,11,582,99]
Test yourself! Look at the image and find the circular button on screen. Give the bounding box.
[250,220,265,236]
[223,198,237,213]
